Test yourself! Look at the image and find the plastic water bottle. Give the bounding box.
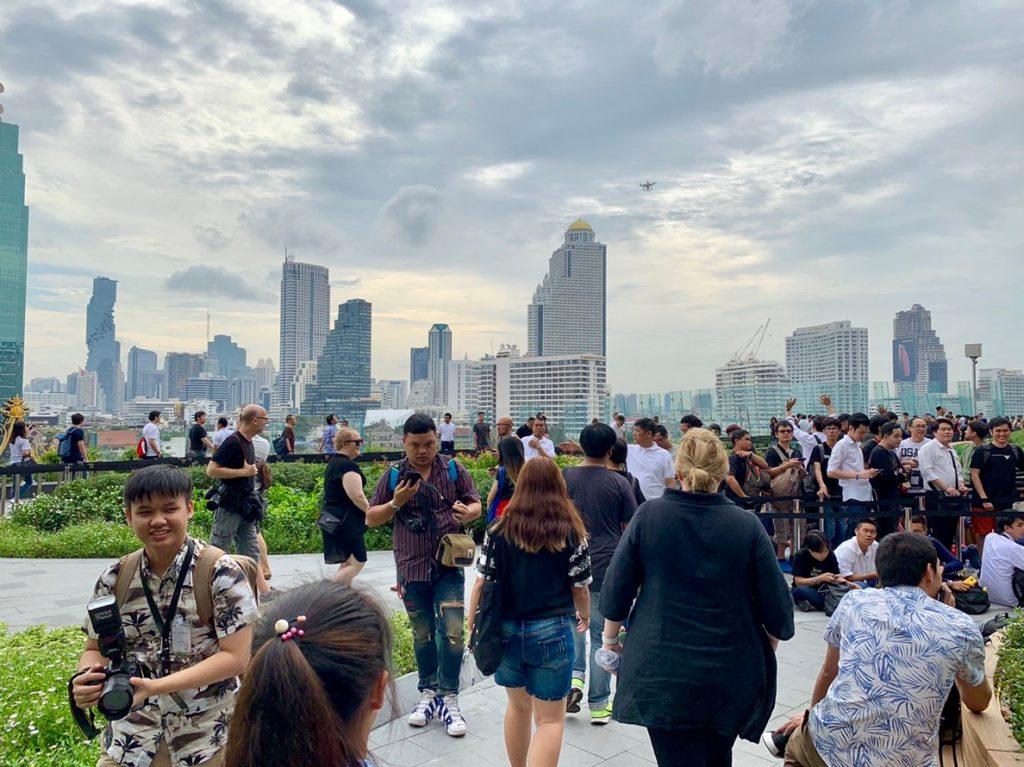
[594,647,621,674]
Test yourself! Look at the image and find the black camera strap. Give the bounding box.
[139,538,195,676]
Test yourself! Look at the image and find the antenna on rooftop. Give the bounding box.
[206,307,211,346]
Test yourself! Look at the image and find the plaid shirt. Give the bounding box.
[82,537,258,767]
[369,455,480,583]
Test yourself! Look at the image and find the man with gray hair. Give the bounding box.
[207,404,267,560]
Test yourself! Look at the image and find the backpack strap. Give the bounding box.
[113,549,145,608]
[193,544,224,629]
[447,457,460,483]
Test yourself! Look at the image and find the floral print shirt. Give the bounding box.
[82,537,258,767]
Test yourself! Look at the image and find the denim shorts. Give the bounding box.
[495,615,575,701]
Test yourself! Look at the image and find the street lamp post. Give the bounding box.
[965,344,982,415]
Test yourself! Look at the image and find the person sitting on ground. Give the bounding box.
[908,516,970,590]
[224,581,392,767]
[776,532,990,767]
[72,465,257,767]
[321,428,371,586]
[485,435,525,521]
[980,513,1024,607]
[608,438,646,507]
[834,518,879,586]
[791,531,854,612]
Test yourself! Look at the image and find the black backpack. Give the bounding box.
[272,434,288,456]
[820,581,853,616]
[952,584,990,615]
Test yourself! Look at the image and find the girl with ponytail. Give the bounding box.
[225,581,393,766]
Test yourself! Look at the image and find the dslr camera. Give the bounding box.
[69,595,145,738]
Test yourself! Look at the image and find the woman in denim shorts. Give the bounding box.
[469,457,593,767]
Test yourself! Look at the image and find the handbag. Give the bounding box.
[952,584,990,615]
[317,508,347,535]
[436,533,477,568]
[470,536,504,676]
[820,581,853,616]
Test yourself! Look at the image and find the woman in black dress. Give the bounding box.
[600,428,794,767]
[321,427,371,585]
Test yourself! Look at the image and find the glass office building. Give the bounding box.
[0,120,28,402]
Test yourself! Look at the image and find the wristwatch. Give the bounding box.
[389,501,402,513]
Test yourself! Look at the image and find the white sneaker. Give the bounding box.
[439,694,467,737]
[408,690,438,727]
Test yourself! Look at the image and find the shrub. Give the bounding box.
[997,614,1024,747]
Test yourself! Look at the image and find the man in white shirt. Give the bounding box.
[917,417,967,549]
[898,417,929,496]
[626,418,676,500]
[827,413,878,539]
[834,518,879,585]
[438,413,457,456]
[520,417,555,461]
[612,414,627,441]
[141,410,162,459]
[785,396,834,468]
[980,514,1024,607]
[212,417,233,450]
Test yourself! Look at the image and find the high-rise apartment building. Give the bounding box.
[892,304,948,401]
[410,346,429,385]
[185,374,230,411]
[277,255,330,406]
[289,360,318,414]
[372,379,408,410]
[527,219,606,357]
[427,324,452,405]
[85,277,122,413]
[978,368,1024,416]
[785,321,869,412]
[715,358,789,436]
[207,334,246,379]
[126,346,159,400]
[0,112,29,402]
[254,358,276,390]
[74,369,99,409]
[302,300,372,426]
[164,352,205,400]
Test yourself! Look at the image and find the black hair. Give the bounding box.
[886,412,899,422]
[934,417,954,429]
[194,410,206,421]
[680,414,703,428]
[148,410,161,422]
[655,424,669,438]
[847,412,870,429]
[812,415,826,432]
[776,421,794,431]
[876,532,939,588]
[837,413,850,424]
[477,411,485,416]
[856,518,878,531]
[968,420,989,439]
[822,417,841,430]
[11,421,27,439]
[218,417,229,428]
[997,514,1024,533]
[444,413,452,418]
[989,416,1011,431]
[535,412,545,420]
[579,423,618,459]
[707,423,721,435]
[803,530,829,554]
[634,417,656,434]
[879,422,902,439]
[910,515,928,527]
[325,414,335,425]
[610,438,629,466]
[123,464,193,508]
[71,413,85,425]
[403,413,436,435]
[497,436,526,482]
[730,428,750,444]
[869,415,889,436]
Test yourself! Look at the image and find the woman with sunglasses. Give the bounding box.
[322,427,371,585]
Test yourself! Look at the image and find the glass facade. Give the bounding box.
[0,121,28,401]
[302,299,373,427]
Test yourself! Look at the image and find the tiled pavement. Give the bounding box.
[0,552,998,765]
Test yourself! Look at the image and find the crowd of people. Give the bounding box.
[62,397,1024,767]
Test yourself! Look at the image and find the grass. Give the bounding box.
[0,611,418,766]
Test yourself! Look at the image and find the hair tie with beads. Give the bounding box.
[274,615,307,641]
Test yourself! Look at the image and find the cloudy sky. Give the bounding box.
[2,0,1022,394]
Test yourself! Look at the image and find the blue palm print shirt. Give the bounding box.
[809,585,985,767]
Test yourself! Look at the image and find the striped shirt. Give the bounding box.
[369,455,480,583]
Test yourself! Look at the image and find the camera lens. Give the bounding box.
[99,673,135,720]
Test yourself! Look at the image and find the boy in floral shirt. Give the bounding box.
[72,465,258,767]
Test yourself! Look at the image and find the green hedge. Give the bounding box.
[0,614,417,767]
[997,614,1024,748]
[0,454,557,559]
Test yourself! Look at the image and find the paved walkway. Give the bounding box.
[0,552,1000,765]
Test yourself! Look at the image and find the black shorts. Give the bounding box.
[322,510,368,564]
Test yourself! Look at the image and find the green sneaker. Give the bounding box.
[590,704,613,725]
[566,678,584,713]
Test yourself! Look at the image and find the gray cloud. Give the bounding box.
[378,185,443,247]
[165,265,274,303]
[194,226,229,250]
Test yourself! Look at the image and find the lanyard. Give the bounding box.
[140,539,195,676]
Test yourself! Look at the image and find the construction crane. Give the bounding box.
[729,318,771,364]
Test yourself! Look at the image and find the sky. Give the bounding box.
[2,0,1022,394]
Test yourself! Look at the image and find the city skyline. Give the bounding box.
[4,1,1023,392]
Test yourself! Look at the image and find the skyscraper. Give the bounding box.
[892,304,948,402]
[427,323,452,405]
[410,346,429,385]
[527,219,606,357]
[164,352,205,400]
[254,358,276,390]
[126,346,159,400]
[207,334,247,379]
[85,277,122,413]
[785,321,869,412]
[0,107,28,402]
[302,299,373,426]
[277,254,330,406]
[715,358,789,436]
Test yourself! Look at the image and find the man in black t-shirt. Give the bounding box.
[868,422,906,538]
[807,418,844,547]
[207,405,266,560]
[972,417,1024,513]
[472,412,491,451]
[62,412,89,479]
[187,411,214,461]
[562,423,638,722]
[791,530,845,611]
[515,416,536,439]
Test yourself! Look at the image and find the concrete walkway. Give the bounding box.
[0,552,1000,765]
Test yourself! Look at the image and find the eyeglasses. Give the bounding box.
[345,439,364,445]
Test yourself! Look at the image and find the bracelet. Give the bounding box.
[601,635,620,645]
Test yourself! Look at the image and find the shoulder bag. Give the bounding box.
[470,535,504,676]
